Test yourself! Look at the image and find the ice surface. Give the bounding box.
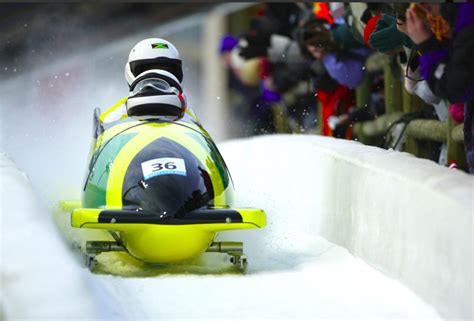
[0,147,443,320]
[0,154,104,320]
[220,135,473,320]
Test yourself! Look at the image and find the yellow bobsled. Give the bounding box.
[64,108,266,270]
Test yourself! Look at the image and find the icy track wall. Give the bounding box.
[0,154,106,319]
[221,135,473,320]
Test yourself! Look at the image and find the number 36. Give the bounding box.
[152,162,177,171]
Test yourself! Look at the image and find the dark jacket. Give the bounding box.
[418,3,474,103]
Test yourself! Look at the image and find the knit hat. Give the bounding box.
[313,2,334,25]
[449,103,465,124]
[219,35,238,54]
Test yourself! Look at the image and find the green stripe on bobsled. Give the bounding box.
[83,133,137,209]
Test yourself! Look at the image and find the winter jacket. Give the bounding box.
[464,102,474,174]
[267,35,306,65]
[309,60,339,93]
[317,85,354,137]
[322,47,369,89]
[418,3,474,103]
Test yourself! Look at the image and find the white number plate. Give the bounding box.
[141,158,186,180]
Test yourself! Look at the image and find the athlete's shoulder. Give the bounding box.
[100,97,128,124]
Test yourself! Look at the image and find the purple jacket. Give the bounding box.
[322,48,368,89]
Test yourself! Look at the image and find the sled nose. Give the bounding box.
[235,208,266,228]
[197,207,267,231]
[70,206,266,231]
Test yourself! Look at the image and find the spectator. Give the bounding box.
[219,35,238,67]
[328,73,385,133]
[221,2,473,172]
[219,35,267,136]
[405,3,474,173]
[301,19,368,89]
[298,18,369,137]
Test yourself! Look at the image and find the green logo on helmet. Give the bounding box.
[151,43,169,49]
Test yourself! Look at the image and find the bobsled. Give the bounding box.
[62,108,266,271]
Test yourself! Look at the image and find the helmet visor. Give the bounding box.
[131,78,178,97]
[129,58,183,82]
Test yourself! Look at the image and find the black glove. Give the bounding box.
[238,32,271,60]
[272,62,310,92]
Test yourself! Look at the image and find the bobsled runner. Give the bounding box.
[61,108,266,271]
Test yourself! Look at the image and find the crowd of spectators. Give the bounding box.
[219,2,474,174]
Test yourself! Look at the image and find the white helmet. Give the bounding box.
[125,38,183,87]
[126,69,186,120]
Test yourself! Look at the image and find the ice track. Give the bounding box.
[0,139,443,320]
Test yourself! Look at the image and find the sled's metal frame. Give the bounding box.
[83,238,248,272]
[206,241,248,271]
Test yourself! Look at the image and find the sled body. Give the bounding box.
[69,111,265,264]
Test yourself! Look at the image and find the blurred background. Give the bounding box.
[0,3,256,202]
[1,2,472,204]
[0,5,471,320]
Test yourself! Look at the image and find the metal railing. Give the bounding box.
[354,57,467,170]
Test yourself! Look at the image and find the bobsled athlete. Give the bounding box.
[99,38,198,124]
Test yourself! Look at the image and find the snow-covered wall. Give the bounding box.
[0,153,106,319]
[221,135,473,320]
